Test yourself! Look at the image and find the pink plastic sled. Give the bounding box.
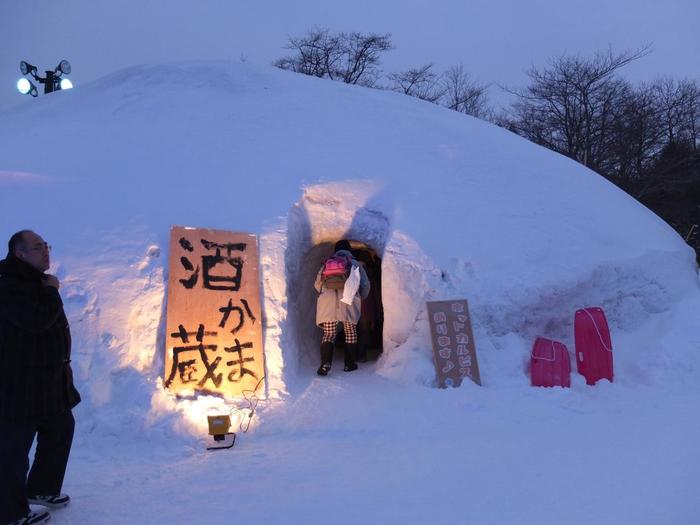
[530,337,571,388]
[574,307,614,385]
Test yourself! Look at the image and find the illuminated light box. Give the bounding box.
[207,415,231,436]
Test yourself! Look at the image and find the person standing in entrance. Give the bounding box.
[314,239,370,376]
[0,230,81,525]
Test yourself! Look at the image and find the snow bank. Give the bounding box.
[1,60,698,434]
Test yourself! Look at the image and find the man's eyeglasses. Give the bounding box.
[24,243,51,253]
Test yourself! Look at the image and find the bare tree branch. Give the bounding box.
[440,64,491,119]
[388,63,444,102]
[274,28,392,87]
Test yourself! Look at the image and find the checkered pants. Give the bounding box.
[320,321,358,344]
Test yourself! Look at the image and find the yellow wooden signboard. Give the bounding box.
[164,226,264,397]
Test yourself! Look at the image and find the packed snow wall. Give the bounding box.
[256,180,454,396]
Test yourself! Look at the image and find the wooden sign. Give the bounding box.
[427,299,481,387]
[164,226,264,397]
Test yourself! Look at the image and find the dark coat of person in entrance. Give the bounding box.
[314,248,370,326]
[0,254,81,420]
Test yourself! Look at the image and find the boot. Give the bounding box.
[317,342,334,376]
[344,343,358,372]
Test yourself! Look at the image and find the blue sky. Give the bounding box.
[1,0,698,112]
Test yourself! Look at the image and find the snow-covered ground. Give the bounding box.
[1,61,699,524]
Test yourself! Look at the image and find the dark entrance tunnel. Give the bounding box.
[289,240,384,372]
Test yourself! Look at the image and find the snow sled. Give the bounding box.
[530,337,571,388]
[574,307,614,385]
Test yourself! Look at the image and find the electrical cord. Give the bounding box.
[228,375,266,433]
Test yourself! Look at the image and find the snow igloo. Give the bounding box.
[0,61,697,411]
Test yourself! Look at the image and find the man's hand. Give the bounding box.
[42,274,60,289]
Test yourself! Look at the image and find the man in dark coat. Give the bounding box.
[0,230,81,525]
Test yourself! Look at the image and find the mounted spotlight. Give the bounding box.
[16,78,38,97]
[57,60,71,76]
[17,59,74,96]
[20,60,38,77]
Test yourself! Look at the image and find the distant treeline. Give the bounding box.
[275,29,700,259]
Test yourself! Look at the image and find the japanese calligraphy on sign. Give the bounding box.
[164,226,265,397]
[426,300,481,388]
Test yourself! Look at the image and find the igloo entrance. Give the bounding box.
[271,181,394,392]
[290,240,383,372]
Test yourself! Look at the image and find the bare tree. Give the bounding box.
[654,77,689,145]
[441,64,490,118]
[687,81,700,150]
[339,32,393,86]
[653,77,700,149]
[274,28,344,79]
[275,28,392,86]
[496,47,700,257]
[607,82,664,180]
[504,47,651,174]
[388,63,444,102]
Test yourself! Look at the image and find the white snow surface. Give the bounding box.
[1,61,699,524]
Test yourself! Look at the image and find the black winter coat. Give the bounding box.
[0,255,81,421]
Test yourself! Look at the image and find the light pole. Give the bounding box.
[17,60,73,97]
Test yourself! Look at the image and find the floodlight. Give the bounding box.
[57,60,71,75]
[20,60,37,76]
[16,78,38,97]
[16,78,31,94]
[16,59,72,96]
[206,415,236,450]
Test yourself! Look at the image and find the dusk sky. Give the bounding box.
[1,0,698,112]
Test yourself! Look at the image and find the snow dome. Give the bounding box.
[0,60,697,404]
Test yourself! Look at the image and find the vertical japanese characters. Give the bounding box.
[427,300,481,387]
[164,226,265,397]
